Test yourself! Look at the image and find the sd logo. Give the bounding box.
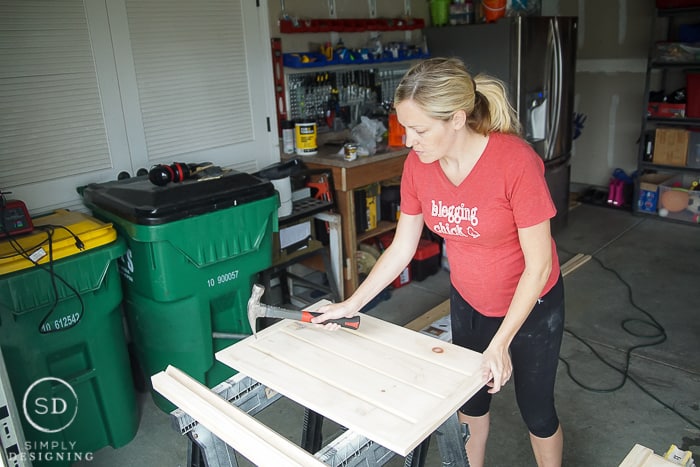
[22,377,78,433]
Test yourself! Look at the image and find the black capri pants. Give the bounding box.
[450,275,564,438]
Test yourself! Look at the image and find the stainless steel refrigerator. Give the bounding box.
[425,16,578,234]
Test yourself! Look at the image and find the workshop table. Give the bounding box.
[153,310,485,466]
[283,147,409,298]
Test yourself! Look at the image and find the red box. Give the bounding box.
[656,0,700,8]
[687,73,700,117]
[647,102,686,118]
[377,233,412,288]
[412,239,441,281]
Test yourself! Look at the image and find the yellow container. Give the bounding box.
[0,209,117,275]
[295,121,318,155]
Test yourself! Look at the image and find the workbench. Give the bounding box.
[152,308,484,466]
[284,147,409,299]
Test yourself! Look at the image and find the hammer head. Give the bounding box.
[247,283,266,339]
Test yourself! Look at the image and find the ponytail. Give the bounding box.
[394,57,521,136]
[469,74,521,136]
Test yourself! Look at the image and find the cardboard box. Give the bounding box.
[365,183,380,231]
[637,173,673,213]
[657,174,700,223]
[653,128,689,166]
[354,183,381,233]
[419,315,452,343]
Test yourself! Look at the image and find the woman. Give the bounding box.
[312,57,565,467]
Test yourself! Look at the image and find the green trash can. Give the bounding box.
[82,169,278,412]
[0,210,139,466]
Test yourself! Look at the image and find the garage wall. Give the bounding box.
[1,0,279,215]
[268,0,655,189]
[562,0,654,189]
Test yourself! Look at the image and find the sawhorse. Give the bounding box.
[165,371,470,467]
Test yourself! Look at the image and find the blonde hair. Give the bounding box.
[394,57,522,136]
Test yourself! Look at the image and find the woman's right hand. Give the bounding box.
[310,300,361,331]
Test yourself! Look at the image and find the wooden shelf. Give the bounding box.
[357,220,397,243]
[289,147,409,298]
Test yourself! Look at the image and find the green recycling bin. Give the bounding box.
[82,169,278,412]
[0,210,139,466]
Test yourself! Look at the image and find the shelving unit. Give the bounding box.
[274,3,422,296]
[635,5,700,224]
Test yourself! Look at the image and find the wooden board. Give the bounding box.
[216,313,484,456]
[560,253,591,276]
[404,299,450,332]
[618,444,679,467]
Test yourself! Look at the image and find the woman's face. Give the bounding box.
[395,99,455,164]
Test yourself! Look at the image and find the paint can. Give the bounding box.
[344,143,358,161]
[295,121,317,156]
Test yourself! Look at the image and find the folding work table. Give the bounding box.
[153,309,485,466]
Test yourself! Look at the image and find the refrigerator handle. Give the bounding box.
[547,17,564,161]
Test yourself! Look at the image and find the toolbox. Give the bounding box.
[412,239,442,281]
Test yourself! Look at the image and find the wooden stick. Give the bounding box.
[404,299,450,331]
[561,253,591,277]
[151,365,327,467]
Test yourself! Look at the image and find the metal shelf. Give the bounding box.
[639,161,700,173]
[635,6,700,224]
[280,197,334,226]
[657,6,700,17]
[646,116,700,126]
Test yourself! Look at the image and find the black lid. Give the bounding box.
[281,119,295,129]
[254,158,306,180]
[83,169,275,225]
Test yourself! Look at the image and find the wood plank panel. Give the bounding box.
[217,313,484,456]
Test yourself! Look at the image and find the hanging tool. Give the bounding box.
[246,284,360,339]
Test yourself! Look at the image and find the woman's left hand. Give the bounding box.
[481,343,513,394]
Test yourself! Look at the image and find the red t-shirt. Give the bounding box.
[400,132,561,317]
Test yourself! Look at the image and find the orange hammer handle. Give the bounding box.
[300,311,361,330]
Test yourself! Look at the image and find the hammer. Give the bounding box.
[247,284,360,338]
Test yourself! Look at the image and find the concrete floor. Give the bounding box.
[78,203,700,466]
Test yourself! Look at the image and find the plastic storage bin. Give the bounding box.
[82,170,277,412]
[0,210,138,465]
[657,173,700,223]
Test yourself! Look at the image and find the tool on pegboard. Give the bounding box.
[271,38,288,137]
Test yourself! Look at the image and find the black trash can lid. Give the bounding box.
[83,170,275,225]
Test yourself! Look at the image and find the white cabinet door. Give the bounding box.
[0,0,279,215]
